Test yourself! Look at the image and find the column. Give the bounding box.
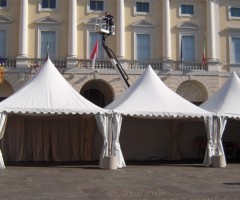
[162,0,172,69]
[18,0,28,58]
[207,0,216,61]
[116,0,125,59]
[68,0,77,58]
[67,0,78,68]
[207,0,220,71]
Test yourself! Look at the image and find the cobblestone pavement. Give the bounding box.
[0,161,240,200]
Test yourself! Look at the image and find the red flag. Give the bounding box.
[90,40,98,69]
[202,33,207,65]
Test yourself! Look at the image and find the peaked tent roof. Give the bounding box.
[0,58,107,115]
[106,66,212,118]
[200,72,240,118]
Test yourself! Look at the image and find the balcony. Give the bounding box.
[0,58,16,68]
[1,58,209,72]
[173,61,208,71]
[128,60,163,70]
[28,58,66,69]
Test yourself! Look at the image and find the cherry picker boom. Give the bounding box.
[95,17,130,89]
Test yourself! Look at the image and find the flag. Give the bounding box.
[90,40,98,69]
[180,38,183,64]
[202,33,207,65]
[0,66,5,84]
[45,37,50,61]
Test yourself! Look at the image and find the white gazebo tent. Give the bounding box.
[106,66,214,168]
[200,71,240,167]
[0,58,110,169]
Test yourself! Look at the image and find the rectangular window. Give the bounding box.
[136,34,150,60]
[136,2,149,13]
[181,36,195,61]
[42,0,56,9]
[230,7,240,17]
[41,31,56,59]
[90,0,104,11]
[90,33,104,59]
[0,0,7,7]
[181,4,194,15]
[0,30,6,58]
[231,37,240,64]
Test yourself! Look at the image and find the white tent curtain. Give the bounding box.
[95,113,109,168]
[0,113,7,169]
[203,116,214,166]
[214,115,227,167]
[112,113,126,168]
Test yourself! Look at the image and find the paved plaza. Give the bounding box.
[0,161,240,200]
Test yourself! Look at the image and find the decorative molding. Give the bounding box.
[84,18,97,25]
[35,16,62,25]
[0,15,13,23]
[131,19,156,28]
[227,26,240,31]
[176,21,201,30]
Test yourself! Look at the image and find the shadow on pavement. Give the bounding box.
[5,159,206,168]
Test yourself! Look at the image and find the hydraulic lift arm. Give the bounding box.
[101,34,130,89]
[95,17,130,89]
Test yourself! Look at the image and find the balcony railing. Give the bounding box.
[173,61,208,71]
[77,59,164,71]
[77,59,113,69]
[0,59,16,68]
[28,58,66,69]
[128,60,163,70]
[0,58,209,72]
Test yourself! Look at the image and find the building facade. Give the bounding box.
[0,0,240,107]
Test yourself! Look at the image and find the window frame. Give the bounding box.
[38,0,57,12]
[0,29,7,58]
[133,0,152,16]
[179,32,198,62]
[179,3,196,17]
[0,24,10,58]
[228,5,240,20]
[0,0,8,9]
[87,0,104,13]
[37,26,59,59]
[87,30,105,60]
[229,31,240,65]
[133,29,153,60]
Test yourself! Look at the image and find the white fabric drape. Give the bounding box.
[0,113,7,169]
[95,113,109,168]
[203,116,214,166]
[214,115,227,167]
[112,113,126,168]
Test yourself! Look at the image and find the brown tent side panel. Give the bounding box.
[1,115,102,162]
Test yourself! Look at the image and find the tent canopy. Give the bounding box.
[106,66,212,118]
[105,66,213,168]
[0,57,109,169]
[200,71,240,167]
[0,57,107,115]
[200,72,240,118]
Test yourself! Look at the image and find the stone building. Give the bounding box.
[0,0,239,107]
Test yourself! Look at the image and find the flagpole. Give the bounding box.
[202,32,207,68]
[180,37,183,70]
